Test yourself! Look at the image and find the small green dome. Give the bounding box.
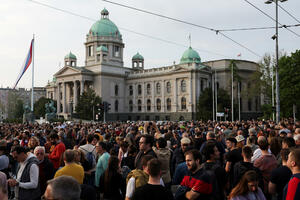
[132,52,144,60]
[180,47,201,64]
[96,45,108,52]
[64,52,76,60]
[89,9,121,38]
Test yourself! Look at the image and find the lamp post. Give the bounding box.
[265,0,287,123]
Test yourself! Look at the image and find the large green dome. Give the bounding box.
[89,8,121,37]
[180,47,201,64]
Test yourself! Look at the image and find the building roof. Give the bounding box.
[132,52,144,60]
[180,47,201,64]
[96,45,108,52]
[89,8,121,38]
[64,51,76,60]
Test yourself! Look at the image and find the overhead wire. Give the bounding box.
[278,4,300,24]
[218,24,300,32]
[243,0,300,37]
[102,0,262,57]
[26,0,230,58]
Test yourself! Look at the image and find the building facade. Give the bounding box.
[46,8,261,121]
[0,87,46,121]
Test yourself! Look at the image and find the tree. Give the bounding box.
[196,88,231,121]
[76,88,102,120]
[278,50,300,119]
[34,97,57,118]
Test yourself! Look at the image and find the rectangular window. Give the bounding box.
[88,46,94,57]
[114,45,120,57]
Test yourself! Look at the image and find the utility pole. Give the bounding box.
[231,64,234,122]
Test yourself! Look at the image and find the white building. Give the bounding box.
[46,8,261,121]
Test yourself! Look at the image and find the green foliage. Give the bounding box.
[196,88,231,120]
[261,103,273,120]
[34,97,57,118]
[15,99,24,118]
[248,54,273,100]
[75,88,102,120]
[229,60,242,82]
[278,50,300,119]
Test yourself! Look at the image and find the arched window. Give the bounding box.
[129,100,133,112]
[138,84,142,95]
[115,84,118,96]
[181,97,186,110]
[156,99,161,111]
[167,98,171,111]
[147,84,151,95]
[138,100,142,111]
[147,99,151,111]
[166,82,171,93]
[129,85,133,96]
[115,100,118,112]
[156,83,161,94]
[181,80,186,92]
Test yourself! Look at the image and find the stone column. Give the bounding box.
[142,82,145,112]
[57,83,61,113]
[80,80,84,95]
[62,82,66,113]
[174,79,177,112]
[133,83,136,112]
[162,80,165,112]
[73,81,78,112]
[189,75,193,112]
[152,82,155,112]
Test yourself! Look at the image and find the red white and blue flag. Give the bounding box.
[13,39,34,89]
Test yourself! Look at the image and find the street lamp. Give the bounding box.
[265,0,287,123]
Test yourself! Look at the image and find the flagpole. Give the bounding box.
[215,69,218,121]
[31,34,35,112]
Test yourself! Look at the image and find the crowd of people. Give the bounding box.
[0,119,299,200]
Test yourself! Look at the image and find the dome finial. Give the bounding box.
[101,8,109,19]
[188,33,191,47]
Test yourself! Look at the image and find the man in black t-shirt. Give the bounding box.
[269,148,292,200]
[132,158,174,200]
[225,137,243,190]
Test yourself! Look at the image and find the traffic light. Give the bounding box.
[103,101,111,112]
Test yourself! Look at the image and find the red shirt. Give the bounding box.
[49,142,66,169]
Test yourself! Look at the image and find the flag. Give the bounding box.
[237,53,241,57]
[13,39,34,89]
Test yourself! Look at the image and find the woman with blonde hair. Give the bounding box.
[229,170,266,200]
[28,136,40,152]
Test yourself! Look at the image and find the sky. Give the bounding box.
[1,0,299,89]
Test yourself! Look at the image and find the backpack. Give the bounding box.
[201,163,222,200]
[82,147,96,169]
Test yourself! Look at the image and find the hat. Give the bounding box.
[235,135,245,143]
[181,137,191,144]
[180,125,185,129]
